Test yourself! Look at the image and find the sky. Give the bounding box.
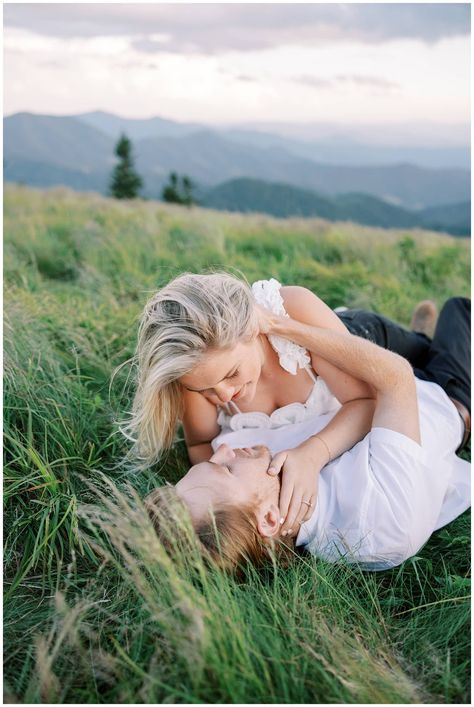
[3,3,471,136]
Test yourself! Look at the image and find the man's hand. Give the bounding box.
[268,442,325,537]
[255,304,281,336]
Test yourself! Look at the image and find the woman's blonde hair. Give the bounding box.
[124,272,258,466]
[144,484,292,573]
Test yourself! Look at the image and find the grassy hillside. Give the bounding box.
[4,185,471,703]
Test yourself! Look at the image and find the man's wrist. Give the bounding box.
[265,312,287,335]
[270,313,303,338]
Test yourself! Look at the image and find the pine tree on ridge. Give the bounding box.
[109,133,143,200]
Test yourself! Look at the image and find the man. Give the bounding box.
[146,299,470,572]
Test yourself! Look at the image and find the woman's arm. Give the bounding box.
[270,306,420,443]
[272,396,376,536]
[264,286,420,535]
[260,286,378,535]
[182,389,220,464]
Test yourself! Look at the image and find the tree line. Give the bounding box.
[109,133,196,206]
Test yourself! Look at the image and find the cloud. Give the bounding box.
[336,75,400,90]
[236,75,258,83]
[293,76,334,89]
[294,74,400,91]
[4,4,470,55]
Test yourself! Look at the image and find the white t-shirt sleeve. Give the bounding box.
[307,427,444,570]
[362,427,443,568]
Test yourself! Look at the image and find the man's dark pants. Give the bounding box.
[337,298,471,413]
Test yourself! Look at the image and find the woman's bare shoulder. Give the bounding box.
[279,285,346,331]
[181,388,220,446]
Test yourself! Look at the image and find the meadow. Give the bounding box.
[4,184,471,703]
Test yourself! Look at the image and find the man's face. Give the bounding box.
[175,444,280,526]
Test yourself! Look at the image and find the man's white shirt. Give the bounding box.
[212,379,470,570]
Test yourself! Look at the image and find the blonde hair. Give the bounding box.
[124,272,258,466]
[144,484,292,573]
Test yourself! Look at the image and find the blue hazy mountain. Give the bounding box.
[4,112,113,170]
[221,128,470,170]
[3,111,470,233]
[202,177,470,236]
[77,110,202,141]
[77,111,470,169]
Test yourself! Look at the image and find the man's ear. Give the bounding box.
[256,503,281,538]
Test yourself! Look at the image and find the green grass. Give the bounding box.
[4,185,471,703]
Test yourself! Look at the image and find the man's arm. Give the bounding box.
[276,286,376,468]
[270,315,420,444]
[281,286,375,403]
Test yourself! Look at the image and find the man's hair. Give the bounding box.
[144,484,293,573]
[121,272,258,468]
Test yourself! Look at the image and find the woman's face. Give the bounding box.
[179,338,264,407]
[175,443,280,526]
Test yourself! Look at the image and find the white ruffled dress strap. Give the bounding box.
[251,278,316,379]
[216,277,343,432]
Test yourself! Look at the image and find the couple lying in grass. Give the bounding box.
[124,273,470,572]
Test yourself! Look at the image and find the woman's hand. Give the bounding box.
[268,442,325,537]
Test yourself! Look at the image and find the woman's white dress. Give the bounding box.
[216,278,341,434]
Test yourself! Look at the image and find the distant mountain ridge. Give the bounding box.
[4,112,113,170]
[3,111,471,233]
[202,178,470,236]
[73,111,472,170]
[77,110,202,141]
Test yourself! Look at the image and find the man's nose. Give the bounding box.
[211,443,235,465]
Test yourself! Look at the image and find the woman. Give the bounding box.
[127,272,434,535]
[145,298,470,572]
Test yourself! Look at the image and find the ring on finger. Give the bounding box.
[301,500,312,508]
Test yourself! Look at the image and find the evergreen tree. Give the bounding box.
[181,175,196,206]
[161,172,196,207]
[161,172,181,204]
[109,134,143,199]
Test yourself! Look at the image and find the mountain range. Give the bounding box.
[78,112,472,170]
[4,110,471,235]
[202,178,470,236]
